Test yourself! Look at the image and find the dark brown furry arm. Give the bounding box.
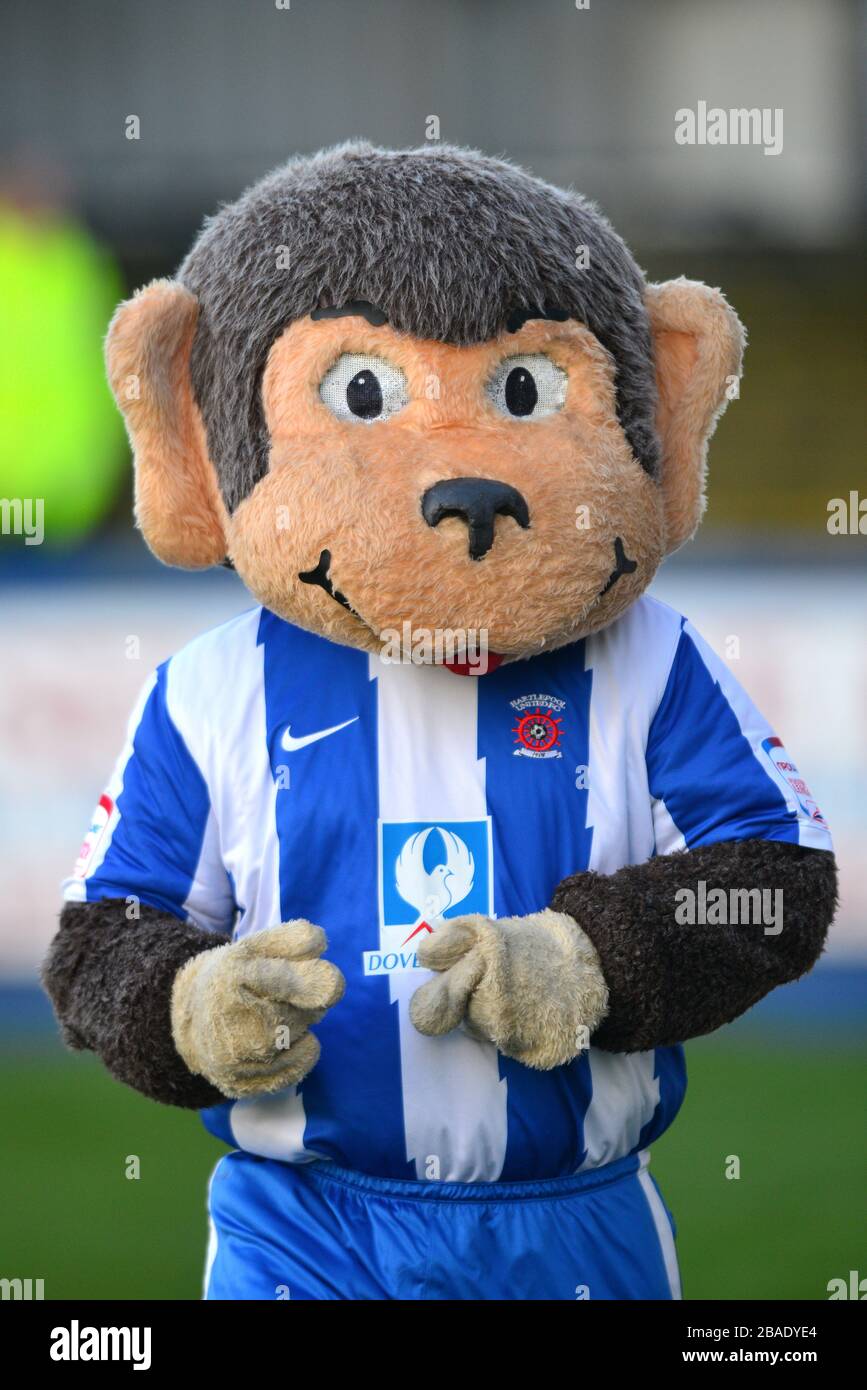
[550,840,837,1052]
[42,899,229,1108]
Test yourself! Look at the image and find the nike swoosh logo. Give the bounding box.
[281,716,359,753]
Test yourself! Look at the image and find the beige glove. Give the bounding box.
[171,921,344,1099]
[409,909,608,1070]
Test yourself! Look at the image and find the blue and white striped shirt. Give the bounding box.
[64,596,831,1180]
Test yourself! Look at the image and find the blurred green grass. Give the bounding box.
[0,1041,863,1300]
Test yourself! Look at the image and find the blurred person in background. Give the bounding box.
[0,157,124,547]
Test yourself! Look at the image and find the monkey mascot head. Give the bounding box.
[106,142,743,659]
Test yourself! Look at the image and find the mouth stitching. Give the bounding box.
[300,535,638,643]
[298,549,369,625]
[599,536,638,597]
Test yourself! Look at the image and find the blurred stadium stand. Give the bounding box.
[2,0,863,254]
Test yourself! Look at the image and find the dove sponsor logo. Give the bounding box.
[364,820,492,976]
[363,946,423,976]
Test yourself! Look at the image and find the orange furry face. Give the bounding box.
[227,313,666,659]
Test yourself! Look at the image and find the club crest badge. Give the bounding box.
[511,693,566,759]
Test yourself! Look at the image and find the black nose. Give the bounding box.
[421,477,530,561]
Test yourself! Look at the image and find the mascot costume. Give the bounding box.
[44,143,837,1301]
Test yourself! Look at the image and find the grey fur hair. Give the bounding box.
[179,142,661,513]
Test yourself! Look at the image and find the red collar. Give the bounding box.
[443,653,504,677]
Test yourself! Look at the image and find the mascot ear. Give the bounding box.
[105,280,228,568]
[646,278,745,554]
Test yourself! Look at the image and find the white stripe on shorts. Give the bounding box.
[637,1150,682,1300]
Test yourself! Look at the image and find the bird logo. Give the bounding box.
[394,826,475,945]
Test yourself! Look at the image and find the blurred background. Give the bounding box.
[1,0,864,1300]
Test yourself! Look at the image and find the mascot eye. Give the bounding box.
[487,354,567,419]
[319,354,409,422]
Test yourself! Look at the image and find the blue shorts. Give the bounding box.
[204,1149,681,1301]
